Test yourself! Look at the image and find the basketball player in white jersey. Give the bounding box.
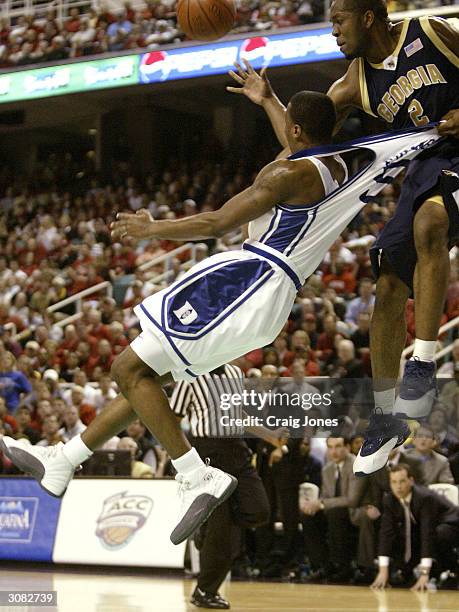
[0,92,441,546]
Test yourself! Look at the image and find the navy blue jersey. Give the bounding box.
[359,17,459,129]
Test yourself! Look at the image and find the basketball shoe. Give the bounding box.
[170,460,237,545]
[190,586,230,609]
[353,410,410,477]
[0,436,74,496]
[393,358,437,420]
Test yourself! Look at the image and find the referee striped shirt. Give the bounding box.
[170,364,245,437]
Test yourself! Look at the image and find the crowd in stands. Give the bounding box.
[1,138,459,585]
[0,0,456,69]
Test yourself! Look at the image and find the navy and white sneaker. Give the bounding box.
[353,410,410,477]
[393,358,437,420]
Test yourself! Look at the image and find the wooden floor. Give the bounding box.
[0,567,457,612]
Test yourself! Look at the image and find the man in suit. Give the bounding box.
[300,437,365,582]
[349,444,426,583]
[372,464,459,591]
[405,426,455,485]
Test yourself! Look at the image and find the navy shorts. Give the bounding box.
[370,139,459,295]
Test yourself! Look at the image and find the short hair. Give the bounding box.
[390,463,414,479]
[345,0,389,22]
[415,425,436,438]
[326,436,351,447]
[288,91,336,144]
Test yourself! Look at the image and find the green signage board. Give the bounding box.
[0,55,139,103]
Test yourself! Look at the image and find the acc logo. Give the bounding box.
[139,51,171,83]
[95,492,153,549]
[238,37,273,67]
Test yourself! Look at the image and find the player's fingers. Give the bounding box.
[226,86,244,94]
[228,70,245,85]
[260,66,269,80]
[242,58,255,74]
[437,121,455,136]
[116,212,135,220]
[233,61,247,79]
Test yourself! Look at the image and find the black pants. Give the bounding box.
[301,507,357,572]
[391,523,459,578]
[192,437,270,594]
[254,462,301,568]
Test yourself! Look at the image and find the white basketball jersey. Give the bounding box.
[244,125,442,285]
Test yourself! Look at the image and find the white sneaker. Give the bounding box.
[170,461,238,545]
[0,436,74,497]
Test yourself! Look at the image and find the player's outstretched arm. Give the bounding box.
[327,60,363,134]
[110,161,307,242]
[227,59,288,148]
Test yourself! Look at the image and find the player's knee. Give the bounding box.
[414,205,449,252]
[111,352,127,389]
[111,349,139,392]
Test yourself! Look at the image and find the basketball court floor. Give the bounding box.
[1,566,457,612]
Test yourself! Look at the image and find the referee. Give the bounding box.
[171,363,286,609]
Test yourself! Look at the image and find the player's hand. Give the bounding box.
[410,574,430,592]
[227,59,273,106]
[370,568,389,590]
[438,109,459,138]
[110,209,156,241]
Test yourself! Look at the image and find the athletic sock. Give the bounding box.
[373,389,395,415]
[62,435,93,468]
[411,339,437,362]
[172,447,205,474]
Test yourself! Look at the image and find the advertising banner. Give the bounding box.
[0,478,61,561]
[0,55,139,104]
[53,479,186,568]
[139,28,340,83]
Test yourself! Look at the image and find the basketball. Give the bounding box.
[176,0,236,42]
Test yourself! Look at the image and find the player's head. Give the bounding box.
[330,0,389,59]
[285,91,336,150]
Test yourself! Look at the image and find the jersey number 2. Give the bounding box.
[408,99,429,126]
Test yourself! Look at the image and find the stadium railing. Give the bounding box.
[401,315,459,372]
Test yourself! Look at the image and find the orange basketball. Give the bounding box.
[177,0,236,42]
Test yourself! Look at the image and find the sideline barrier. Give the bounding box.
[0,478,61,561]
[0,477,186,568]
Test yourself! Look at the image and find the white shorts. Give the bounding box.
[130,249,297,382]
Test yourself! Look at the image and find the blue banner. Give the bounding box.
[139,28,340,84]
[0,478,61,561]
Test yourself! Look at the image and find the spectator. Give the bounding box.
[58,405,86,442]
[117,436,154,478]
[300,437,364,582]
[14,406,40,444]
[0,351,32,413]
[428,407,458,456]
[405,426,455,485]
[345,278,375,330]
[125,417,159,467]
[36,414,63,447]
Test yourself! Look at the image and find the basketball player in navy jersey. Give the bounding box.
[228,0,459,476]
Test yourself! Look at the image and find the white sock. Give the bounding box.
[62,435,93,468]
[171,447,205,474]
[412,339,436,362]
[374,389,395,415]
